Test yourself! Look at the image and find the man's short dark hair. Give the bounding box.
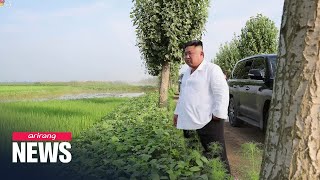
[183,40,203,50]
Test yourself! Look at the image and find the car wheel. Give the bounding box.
[228,97,241,127]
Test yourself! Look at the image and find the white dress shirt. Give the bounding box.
[174,60,229,130]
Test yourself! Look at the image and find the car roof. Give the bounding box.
[238,54,277,62]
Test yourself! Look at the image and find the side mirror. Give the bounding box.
[248,69,264,80]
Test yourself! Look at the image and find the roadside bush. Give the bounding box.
[69,93,231,179]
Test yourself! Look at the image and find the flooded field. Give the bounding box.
[0,92,145,102]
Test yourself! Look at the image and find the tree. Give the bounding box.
[238,14,279,59]
[214,36,240,78]
[260,1,320,179]
[169,62,180,91]
[131,0,210,107]
[214,14,278,78]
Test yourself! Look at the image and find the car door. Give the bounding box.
[241,56,267,122]
[229,59,248,116]
[238,58,254,118]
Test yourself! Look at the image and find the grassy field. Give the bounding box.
[0,81,155,101]
[0,97,126,136]
[0,82,152,152]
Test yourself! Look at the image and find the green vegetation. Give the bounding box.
[214,36,241,78]
[0,83,262,179]
[131,0,210,107]
[69,92,232,179]
[238,14,278,59]
[240,142,263,180]
[0,97,128,151]
[0,81,155,101]
[214,14,278,77]
[130,0,209,76]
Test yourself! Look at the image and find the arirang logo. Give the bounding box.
[12,132,72,163]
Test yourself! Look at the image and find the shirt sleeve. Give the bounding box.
[210,65,229,119]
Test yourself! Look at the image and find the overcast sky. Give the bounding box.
[0,0,284,82]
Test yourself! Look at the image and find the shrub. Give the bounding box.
[68,93,231,179]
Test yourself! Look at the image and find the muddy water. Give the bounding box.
[56,92,145,100]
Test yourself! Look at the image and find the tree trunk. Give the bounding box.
[260,0,320,179]
[159,61,170,108]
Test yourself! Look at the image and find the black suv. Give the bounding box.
[228,54,277,131]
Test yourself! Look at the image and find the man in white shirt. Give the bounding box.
[173,40,230,173]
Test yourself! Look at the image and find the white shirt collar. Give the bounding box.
[187,60,207,74]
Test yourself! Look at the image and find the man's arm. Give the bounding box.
[210,65,229,120]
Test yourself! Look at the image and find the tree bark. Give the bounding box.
[260,0,320,179]
[159,61,170,108]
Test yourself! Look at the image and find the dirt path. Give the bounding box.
[224,122,265,178]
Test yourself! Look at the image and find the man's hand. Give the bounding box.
[173,114,178,127]
[212,115,221,121]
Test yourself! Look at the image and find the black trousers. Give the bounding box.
[183,118,231,173]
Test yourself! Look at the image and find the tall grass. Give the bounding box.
[240,142,263,180]
[0,97,127,152]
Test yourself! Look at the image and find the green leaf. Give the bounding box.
[151,173,160,180]
[111,136,119,142]
[200,156,209,164]
[196,159,204,167]
[189,166,201,172]
[199,174,209,180]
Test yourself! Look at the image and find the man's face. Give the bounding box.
[184,45,204,69]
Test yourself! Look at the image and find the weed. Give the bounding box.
[240,142,263,180]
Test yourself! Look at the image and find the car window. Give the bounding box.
[251,57,266,78]
[269,56,277,78]
[233,59,253,79]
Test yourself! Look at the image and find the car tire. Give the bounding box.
[228,97,242,127]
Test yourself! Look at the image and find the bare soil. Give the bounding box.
[224,122,265,178]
